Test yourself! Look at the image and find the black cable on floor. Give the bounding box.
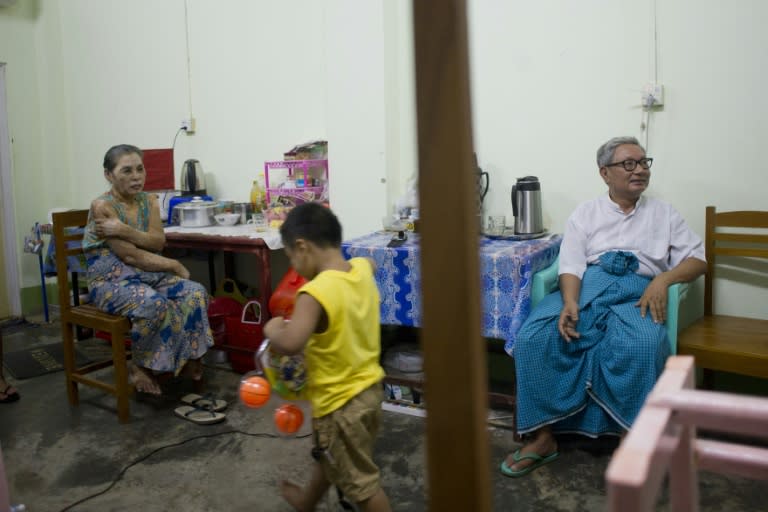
[58,428,311,512]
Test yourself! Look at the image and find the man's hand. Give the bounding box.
[558,300,581,342]
[94,217,125,239]
[636,275,669,323]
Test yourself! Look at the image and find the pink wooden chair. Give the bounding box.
[605,355,768,512]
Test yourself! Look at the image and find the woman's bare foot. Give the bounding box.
[504,427,558,473]
[129,364,161,395]
[280,480,308,512]
[181,358,204,381]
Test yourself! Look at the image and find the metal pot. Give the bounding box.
[176,197,216,227]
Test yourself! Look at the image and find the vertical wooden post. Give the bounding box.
[412,1,492,511]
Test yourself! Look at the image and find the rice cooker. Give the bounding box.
[168,194,213,226]
[174,196,217,227]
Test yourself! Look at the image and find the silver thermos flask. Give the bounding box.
[511,176,544,235]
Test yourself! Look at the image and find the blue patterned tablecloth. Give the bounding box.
[342,231,562,352]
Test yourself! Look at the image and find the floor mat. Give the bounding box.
[3,343,93,380]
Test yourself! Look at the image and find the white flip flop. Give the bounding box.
[180,393,228,412]
[174,405,226,425]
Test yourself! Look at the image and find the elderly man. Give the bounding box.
[501,136,707,477]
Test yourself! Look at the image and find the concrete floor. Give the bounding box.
[1,319,766,512]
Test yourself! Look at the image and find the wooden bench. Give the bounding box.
[677,207,768,385]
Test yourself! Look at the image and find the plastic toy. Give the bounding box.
[274,403,304,435]
[255,339,308,401]
[236,339,308,434]
[239,374,271,408]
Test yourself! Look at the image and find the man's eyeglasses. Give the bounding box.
[604,158,653,171]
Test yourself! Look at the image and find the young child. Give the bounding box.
[264,202,392,512]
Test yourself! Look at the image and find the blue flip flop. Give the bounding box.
[500,448,560,477]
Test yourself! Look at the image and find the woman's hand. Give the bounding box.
[94,217,125,239]
[558,300,581,342]
[173,261,190,280]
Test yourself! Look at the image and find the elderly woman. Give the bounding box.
[82,144,213,395]
[501,136,707,477]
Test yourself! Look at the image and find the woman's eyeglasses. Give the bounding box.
[604,158,653,171]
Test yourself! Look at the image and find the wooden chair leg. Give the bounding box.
[61,321,79,406]
[668,424,699,511]
[110,327,131,423]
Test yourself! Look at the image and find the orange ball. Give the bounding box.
[274,403,304,434]
[239,375,271,408]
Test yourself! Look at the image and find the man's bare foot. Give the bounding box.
[504,428,558,473]
[280,480,308,512]
[130,364,161,395]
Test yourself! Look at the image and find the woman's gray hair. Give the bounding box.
[103,144,143,172]
[596,136,644,167]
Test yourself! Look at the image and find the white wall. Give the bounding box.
[1,0,766,319]
[323,0,389,239]
[462,0,768,320]
[2,0,392,298]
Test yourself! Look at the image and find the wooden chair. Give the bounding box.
[52,210,133,423]
[605,355,768,511]
[677,207,768,384]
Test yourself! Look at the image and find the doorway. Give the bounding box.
[0,63,21,319]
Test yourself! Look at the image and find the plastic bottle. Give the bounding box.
[250,177,266,213]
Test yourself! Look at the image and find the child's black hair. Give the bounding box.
[279,202,342,249]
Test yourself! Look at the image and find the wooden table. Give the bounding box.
[163,225,284,365]
[163,225,283,320]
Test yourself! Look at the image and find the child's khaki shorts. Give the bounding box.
[313,383,384,503]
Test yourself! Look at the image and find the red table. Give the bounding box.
[163,226,283,321]
[164,226,283,365]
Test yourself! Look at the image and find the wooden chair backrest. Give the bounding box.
[51,209,89,317]
[703,206,768,316]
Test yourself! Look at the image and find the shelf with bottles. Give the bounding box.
[264,159,329,207]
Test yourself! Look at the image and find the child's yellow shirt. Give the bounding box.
[299,257,385,417]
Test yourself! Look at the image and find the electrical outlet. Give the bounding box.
[641,83,664,108]
[180,118,196,134]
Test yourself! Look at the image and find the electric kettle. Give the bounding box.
[511,176,544,235]
[180,159,207,196]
